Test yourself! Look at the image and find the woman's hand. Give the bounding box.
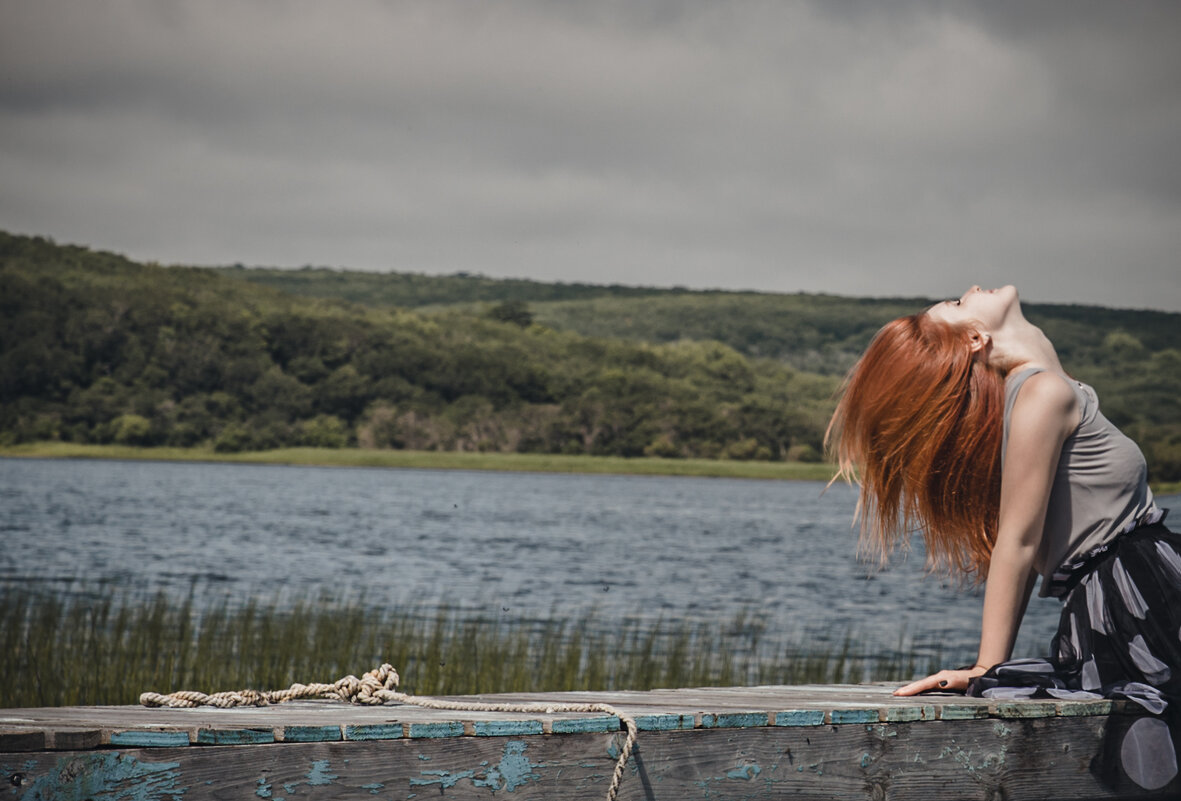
[893,665,989,696]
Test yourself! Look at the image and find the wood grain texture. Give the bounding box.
[0,684,1171,799]
[1,718,1175,800]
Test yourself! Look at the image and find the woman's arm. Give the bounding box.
[895,371,1078,695]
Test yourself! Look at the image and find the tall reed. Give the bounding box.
[0,589,941,708]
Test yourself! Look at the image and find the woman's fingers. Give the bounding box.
[893,674,942,696]
[893,670,972,696]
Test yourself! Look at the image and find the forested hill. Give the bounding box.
[216,256,1181,483]
[221,264,1179,379]
[0,232,835,464]
[3,230,1179,480]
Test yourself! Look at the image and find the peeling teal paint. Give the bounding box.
[938,705,990,720]
[410,769,476,789]
[884,705,931,722]
[471,740,544,792]
[110,730,190,748]
[256,777,273,798]
[473,720,543,737]
[360,782,385,794]
[860,753,873,768]
[552,716,616,734]
[937,742,1008,775]
[344,723,402,740]
[636,713,694,731]
[408,721,464,739]
[499,740,541,791]
[16,752,184,801]
[996,701,1055,719]
[416,754,431,760]
[702,712,767,729]
[1058,699,1112,717]
[0,758,41,777]
[283,725,342,742]
[197,728,273,745]
[830,708,878,724]
[305,759,338,786]
[727,764,762,780]
[774,710,824,727]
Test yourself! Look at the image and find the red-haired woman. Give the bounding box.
[827,285,1176,793]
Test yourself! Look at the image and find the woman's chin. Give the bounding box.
[996,285,1020,306]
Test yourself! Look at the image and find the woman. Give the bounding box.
[827,285,1176,792]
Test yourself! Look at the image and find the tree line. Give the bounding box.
[2,230,1178,480]
[0,232,835,463]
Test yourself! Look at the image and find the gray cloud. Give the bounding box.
[1,0,1178,310]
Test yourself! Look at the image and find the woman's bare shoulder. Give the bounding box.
[1009,370,1079,435]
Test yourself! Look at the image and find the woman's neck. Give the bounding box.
[989,317,1065,378]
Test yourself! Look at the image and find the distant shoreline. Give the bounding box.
[5,443,1178,494]
[0,442,838,482]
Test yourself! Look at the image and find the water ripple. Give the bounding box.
[0,456,1104,662]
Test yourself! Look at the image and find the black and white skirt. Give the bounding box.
[967,518,1181,793]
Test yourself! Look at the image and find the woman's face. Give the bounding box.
[926,285,1019,332]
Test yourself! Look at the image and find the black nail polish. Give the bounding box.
[938,680,948,687]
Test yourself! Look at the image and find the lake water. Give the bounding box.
[6,457,1169,663]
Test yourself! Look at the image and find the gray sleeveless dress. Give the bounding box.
[966,368,1177,793]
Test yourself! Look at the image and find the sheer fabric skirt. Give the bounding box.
[968,521,1181,792]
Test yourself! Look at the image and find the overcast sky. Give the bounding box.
[2,1,1179,311]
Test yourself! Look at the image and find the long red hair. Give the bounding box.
[826,313,1005,578]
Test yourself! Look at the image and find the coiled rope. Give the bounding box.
[141,664,638,801]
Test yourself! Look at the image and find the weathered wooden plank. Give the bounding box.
[195,727,274,745]
[1,716,1173,799]
[701,711,770,729]
[882,704,934,723]
[343,722,404,740]
[635,712,697,731]
[1057,700,1114,717]
[0,730,43,752]
[938,702,993,720]
[280,724,343,742]
[472,719,545,737]
[109,729,191,748]
[48,728,102,750]
[0,675,1162,800]
[995,700,1059,719]
[0,682,1142,750]
[551,715,618,734]
[774,709,826,726]
[829,707,882,724]
[408,721,465,739]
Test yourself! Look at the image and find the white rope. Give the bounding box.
[141,664,638,801]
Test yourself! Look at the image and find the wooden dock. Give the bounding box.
[1,683,1174,799]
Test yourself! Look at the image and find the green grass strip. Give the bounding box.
[6,442,1179,492]
[0,442,837,481]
